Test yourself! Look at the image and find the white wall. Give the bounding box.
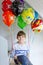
[29,26,43,65]
[0,36,9,65]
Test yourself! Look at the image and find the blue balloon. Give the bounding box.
[34,11,39,19]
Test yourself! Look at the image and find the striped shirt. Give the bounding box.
[11,42,29,57]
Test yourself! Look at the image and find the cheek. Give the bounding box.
[17,37,20,41]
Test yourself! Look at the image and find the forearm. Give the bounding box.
[27,53,30,58]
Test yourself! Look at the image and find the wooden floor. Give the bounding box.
[10,62,15,65]
[9,58,15,65]
[9,58,21,65]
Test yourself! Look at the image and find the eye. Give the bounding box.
[27,16,30,19]
[27,16,32,20]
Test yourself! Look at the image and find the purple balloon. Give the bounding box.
[20,0,24,2]
[16,0,24,2]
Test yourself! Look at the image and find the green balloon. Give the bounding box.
[17,15,27,29]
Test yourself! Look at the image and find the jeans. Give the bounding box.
[14,55,33,65]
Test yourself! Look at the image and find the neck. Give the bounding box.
[18,41,24,44]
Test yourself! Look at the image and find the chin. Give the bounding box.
[21,41,24,43]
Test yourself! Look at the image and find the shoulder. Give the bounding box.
[13,42,18,49]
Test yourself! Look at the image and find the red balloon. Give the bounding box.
[31,19,43,29]
[3,10,14,27]
[2,0,12,12]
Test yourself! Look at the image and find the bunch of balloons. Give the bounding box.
[2,0,24,27]
[2,0,43,32]
[2,0,15,27]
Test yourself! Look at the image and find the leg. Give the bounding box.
[14,59,19,65]
[17,55,33,65]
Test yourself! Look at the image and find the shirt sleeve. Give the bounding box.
[10,50,15,58]
[13,44,15,49]
[10,43,16,58]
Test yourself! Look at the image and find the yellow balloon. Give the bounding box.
[21,8,34,24]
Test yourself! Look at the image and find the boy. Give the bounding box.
[12,31,33,65]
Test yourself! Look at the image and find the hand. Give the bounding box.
[14,55,17,59]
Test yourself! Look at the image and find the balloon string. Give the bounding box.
[8,27,13,50]
[28,28,30,48]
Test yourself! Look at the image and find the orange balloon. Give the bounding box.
[3,10,14,27]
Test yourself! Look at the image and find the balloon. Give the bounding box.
[2,0,12,12]
[16,0,24,1]
[11,0,24,16]
[21,8,34,24]
[17,15,27,29]
[33,29,41,33]
[31,19,43,32]
[2,10,14,27]
[31,19,43,28]
[20,0,24,2]
[34,11,39,20]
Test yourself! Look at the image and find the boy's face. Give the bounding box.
[17,35,26,44]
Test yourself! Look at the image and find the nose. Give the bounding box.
[20,36,22,39]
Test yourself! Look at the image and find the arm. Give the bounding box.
[27,52,30,58]
[13,44,17,59]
